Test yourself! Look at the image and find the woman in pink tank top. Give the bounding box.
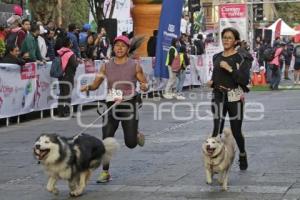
[81,35,148,183]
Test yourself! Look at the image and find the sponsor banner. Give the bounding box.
[154,0,184,78]
[0,65,35,118]
[219,4,248,44]
[34,62,55,110]
[0,52,227,118]
[0,61,107,119]
[21,62,36,80]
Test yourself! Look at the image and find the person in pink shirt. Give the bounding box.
[269,43,284,90]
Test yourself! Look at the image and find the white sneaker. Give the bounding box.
[162,93,173,99]
[175,94,186,100]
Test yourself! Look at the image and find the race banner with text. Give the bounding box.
[219,3,248,45]
[154,0,184,78]
[0,62,107,119]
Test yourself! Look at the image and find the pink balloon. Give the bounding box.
[13,5,23,16]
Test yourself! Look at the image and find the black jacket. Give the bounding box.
[212,50,253,93]
[0,54,25,66]
[147,36,157,57]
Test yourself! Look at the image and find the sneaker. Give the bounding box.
[162,93,173,99]
[96,171,111,183]
[239,153,248,170]
[175,94,186,100]
[137,132,145,147]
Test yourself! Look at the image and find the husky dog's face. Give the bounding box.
[33,134,60,162]
[202,137,224,157]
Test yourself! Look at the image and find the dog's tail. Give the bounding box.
[102,138,120,165]
[223,128,233,138]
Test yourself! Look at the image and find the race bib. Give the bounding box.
[106,89,123,102]
[227,87,244,102]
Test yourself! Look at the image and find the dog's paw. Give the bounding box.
[206,180,212,185]
[222,186,228,191]
[47,187,59,195]
[69,189,83,197]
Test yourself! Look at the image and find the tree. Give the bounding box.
[275,3,300,26]
[86,0,116,26]
[28,0,89,27]
[29,0,58,24]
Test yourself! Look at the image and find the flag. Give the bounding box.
[154,0,184,78]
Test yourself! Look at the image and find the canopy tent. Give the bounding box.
[267,18,300,36]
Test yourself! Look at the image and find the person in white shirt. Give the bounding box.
[180,14,190,35]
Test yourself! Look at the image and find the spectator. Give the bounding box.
[293,44,300,84]
[283,40,293,80]
[57,37,78,117]
[37,25,48,60]
[163,37,180,99]
[54,28,67,56]
[0,44,25,65]
[79,23,91,48]
[269,43,284,90]
[194,34,205,55]
[95,27,110,60]
[180,14,190,35]
[67,23,81,58]
[46,20,55,31]
[147,30,158,57]
[0,24,7,58]
[175,45,189,100]
[20,24,43,62]
[45,29,55,61]
[14,19,30,49]
[85,33,97,60]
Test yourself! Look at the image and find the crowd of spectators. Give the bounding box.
[0,14,116,66]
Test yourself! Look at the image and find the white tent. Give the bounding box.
[267,18,299,36]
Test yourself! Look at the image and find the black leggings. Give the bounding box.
[211,91,246,153]
[102,97,139,170]
[58,76,74,116]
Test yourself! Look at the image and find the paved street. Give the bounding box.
[1,88,300,200]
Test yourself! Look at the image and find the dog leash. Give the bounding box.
[74,101,119,137]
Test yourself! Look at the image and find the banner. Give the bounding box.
[219,4,248,45]
[103,0,133,35]
[154,0,184,78]
[0,52,228,119]
[0,61,107,119]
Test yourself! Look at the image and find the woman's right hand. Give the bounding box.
[80,85,89,92]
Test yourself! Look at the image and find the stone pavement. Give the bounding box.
[0,88,300,200]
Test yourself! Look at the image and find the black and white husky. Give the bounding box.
[33,133,119,197]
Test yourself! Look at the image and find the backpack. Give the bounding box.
[263,47,275,62]
[5,30,20,47]
[50,56,64,78]
[171,54,181,72]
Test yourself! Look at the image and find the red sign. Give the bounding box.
[21,63,36,80]
[219,4,247,19]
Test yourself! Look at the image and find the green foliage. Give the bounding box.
[275,3,300,26]
[65,0,89,27]
[0,39,5,58]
